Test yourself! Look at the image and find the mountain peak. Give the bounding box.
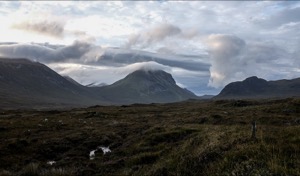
[99,69,196,104]
[244,76,259,81]
[243,76,267,83]
[127,69,176,85]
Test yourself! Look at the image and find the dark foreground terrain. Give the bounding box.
[0,99,299,175]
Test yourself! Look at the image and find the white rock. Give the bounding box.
[47,161,56,165]
[89,150,97,160]
[99,147,111,155]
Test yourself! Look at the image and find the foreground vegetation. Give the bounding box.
[0,98,299,175]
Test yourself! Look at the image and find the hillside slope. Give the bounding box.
[0,58,107,108]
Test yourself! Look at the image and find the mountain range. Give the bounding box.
[1,57,300,109]
[0,58,197,108]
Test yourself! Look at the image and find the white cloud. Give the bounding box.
[206,34,296,88]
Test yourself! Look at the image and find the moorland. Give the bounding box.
[0,98,299,175]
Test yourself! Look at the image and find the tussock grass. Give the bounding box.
[40,167,76,176]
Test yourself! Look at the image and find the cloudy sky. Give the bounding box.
[0,1,300,95]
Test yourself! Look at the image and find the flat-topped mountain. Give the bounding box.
[215,76,300,99]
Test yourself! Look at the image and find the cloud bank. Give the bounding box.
[0,40,101,63]
[0,42,209,72]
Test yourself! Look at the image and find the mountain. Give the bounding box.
[0,58,198,108]
[96,69,197,104]
[215,76,300,99]
[0,58,107,108]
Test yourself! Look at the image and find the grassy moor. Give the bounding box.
[0,98,299,175]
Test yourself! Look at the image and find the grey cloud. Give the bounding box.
[55,40,96,60]
[125,34,141,49]
[125,23,201,52]
[270,21,300,38]
[125,23,182,48]
[292,41,300,67]
[254,7,300,28]
[11,19,65,38]
[180,28,199,39]
[0,43,55,61]
[0,42,209,73]
[0,40,99,63]
[156,47,176,54]
[146,23,181,43]
[243,42,288,63]
[97,48,210,72]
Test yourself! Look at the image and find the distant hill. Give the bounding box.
[215,76,300,99]
[96,70,197,104]
[0,58,198,108]
[199,95,214,99]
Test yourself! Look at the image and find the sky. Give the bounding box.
[0,1,300,95]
